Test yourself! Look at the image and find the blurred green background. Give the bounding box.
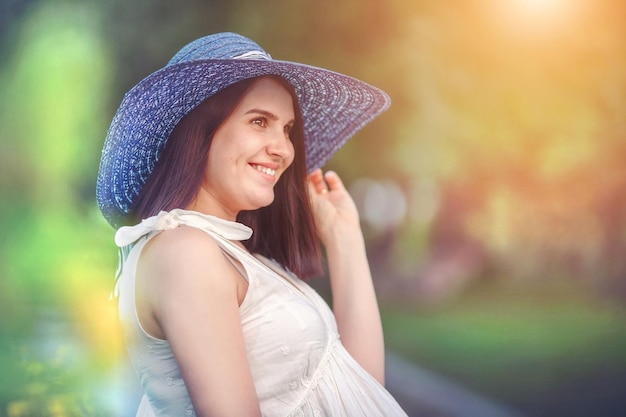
[1,0,625,416]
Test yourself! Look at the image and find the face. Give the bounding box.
[189,77,296,220]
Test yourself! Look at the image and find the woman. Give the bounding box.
[97,32,407,417]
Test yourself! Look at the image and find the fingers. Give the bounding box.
[307,169,345,195]
[308,169,328,194]
[322,170,345,192]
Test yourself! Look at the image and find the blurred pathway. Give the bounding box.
[385,353,527,417]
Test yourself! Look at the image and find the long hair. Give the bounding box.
[130,75,322,278]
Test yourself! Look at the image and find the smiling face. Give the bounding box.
[188,76,296,220]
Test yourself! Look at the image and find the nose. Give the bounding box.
[267,130,294,162]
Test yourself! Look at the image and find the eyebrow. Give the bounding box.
[245,109,295,124]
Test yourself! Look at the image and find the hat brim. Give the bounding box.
[97,58,390,228]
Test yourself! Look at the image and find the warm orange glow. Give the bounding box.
[487,0,586,37]
[506,0,569,16]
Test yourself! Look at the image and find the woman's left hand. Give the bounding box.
[307,169,360,246]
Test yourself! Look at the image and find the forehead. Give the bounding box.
[238,77,295,116]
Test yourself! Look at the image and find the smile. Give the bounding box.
[251,164,276,177]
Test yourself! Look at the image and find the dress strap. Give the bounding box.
[114,209,252,248]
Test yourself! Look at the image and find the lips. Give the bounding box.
[250,163,277,177]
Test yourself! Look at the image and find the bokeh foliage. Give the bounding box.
[1,1,121,415]
[1,0,625,416]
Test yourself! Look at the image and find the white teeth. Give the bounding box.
[253,165,276,176]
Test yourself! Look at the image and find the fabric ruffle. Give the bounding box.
[114,209,253,247]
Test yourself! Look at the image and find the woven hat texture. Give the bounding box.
[97,32,390,228]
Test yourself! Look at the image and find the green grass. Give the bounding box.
[381,280,626,404]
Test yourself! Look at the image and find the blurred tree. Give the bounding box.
[0,0,123,414]
[440,0,626,295]
[0,0,39,58]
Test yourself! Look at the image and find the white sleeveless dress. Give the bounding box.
[115,209,408,417]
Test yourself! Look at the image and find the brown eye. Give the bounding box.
[284,124,294,139]
[252,117,267,128]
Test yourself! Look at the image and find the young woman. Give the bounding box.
[97,32,407,417]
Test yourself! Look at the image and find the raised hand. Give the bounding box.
[306,169,361,246]
[307,168,385,384]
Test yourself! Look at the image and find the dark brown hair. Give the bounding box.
[130,76,322,278]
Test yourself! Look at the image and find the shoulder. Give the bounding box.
[142,225,222,264]
[138,225,236,290]
[137,225,243,321]
[134,226,243,340]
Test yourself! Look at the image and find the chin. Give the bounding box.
[244,195,276,211]
[259,194,277,208]
[257,199,275,209]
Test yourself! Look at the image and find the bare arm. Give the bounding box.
[136,226,261,417]
[307,169,385,384]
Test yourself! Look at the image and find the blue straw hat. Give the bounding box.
[97,32,390,228]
